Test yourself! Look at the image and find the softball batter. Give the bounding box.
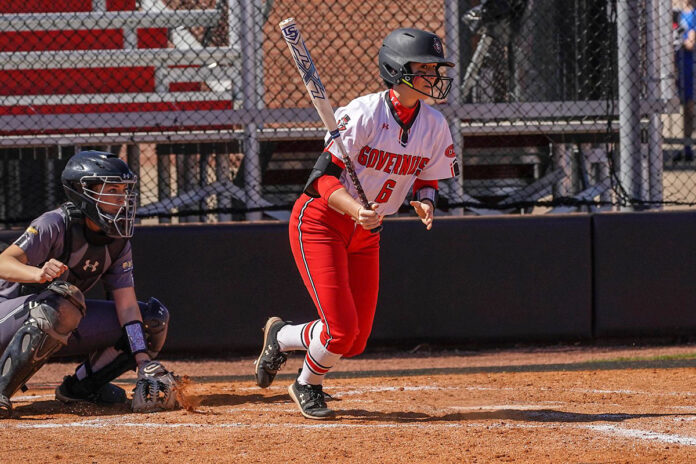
[255,28,460,419]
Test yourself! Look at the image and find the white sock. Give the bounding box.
[277,320,323,352]
[297,335,341,386]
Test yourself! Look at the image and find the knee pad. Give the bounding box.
[31,281,86,345]
[140,297,169,357]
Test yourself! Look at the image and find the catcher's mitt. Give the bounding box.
[132,361,179,413]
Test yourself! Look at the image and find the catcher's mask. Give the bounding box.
[379,28,454,100]
[61,151,137,238]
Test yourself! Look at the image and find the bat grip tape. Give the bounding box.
[123,320,148,356]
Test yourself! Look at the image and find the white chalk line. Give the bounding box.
[6,415,696,448]
[569,388,696,397]
[583,424,696,446]
[11,385,696,447]
[1,417,464,431]
[12,394,54,402]
[237,384,694,398]
[4,405,696,448]
[235,384,459,395]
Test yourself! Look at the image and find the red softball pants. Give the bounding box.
[289,194,380,357]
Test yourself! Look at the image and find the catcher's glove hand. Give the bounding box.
[132,360,179,413]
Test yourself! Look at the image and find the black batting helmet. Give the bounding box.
[61,151,137,238]
[378,28,454,99]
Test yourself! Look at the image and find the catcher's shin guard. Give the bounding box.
[0,319,63,401]
[0,282,85,402]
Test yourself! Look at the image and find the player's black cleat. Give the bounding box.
[254,317,288,388]
[0,393,11,418]
[55,375,127,405]
[288,380,335,420]
[294,367,337,401]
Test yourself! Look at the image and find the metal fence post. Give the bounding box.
[239,0,263,221]
[617,0,643,210]
[659,0,676,102]
[445,0,464,216]
[646,0,664,208]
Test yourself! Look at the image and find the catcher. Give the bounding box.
[0,150,177,417]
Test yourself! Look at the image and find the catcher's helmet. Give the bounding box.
[379,28,454,99]
[61,151,137,238]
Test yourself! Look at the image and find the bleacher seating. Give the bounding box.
[0,0,236,137]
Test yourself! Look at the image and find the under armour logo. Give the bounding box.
[382,123,389,130]
[83,260,99,272]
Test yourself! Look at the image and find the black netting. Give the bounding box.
[0,0,689,227]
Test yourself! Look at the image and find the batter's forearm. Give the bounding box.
[327,187,362,220]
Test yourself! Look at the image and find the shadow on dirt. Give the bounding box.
[10,399,131,419]
[10,391,293,419]
[196,392,289,407]
[336,408,694,423]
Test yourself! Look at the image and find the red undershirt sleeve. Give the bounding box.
[311,152,345,199]
[312,175,343,199]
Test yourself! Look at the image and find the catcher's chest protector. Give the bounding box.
[60,203,127,293]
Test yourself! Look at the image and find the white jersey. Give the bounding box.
[325,91,459,216]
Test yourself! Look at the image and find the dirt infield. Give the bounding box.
[4,344,696,463]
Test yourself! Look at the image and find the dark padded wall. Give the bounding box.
[375,216,593,345]
[130,223,313,352]
[133,215,593,352]
[7,211,696,349]
[1,215,594,352]
[593,211,696,336]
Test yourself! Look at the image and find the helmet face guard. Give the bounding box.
[61,151,138,239]
[81,176,137,238]
[64,176,137,238]
[399,65,453,100]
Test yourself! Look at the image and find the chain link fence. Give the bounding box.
[0,0,690,226]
